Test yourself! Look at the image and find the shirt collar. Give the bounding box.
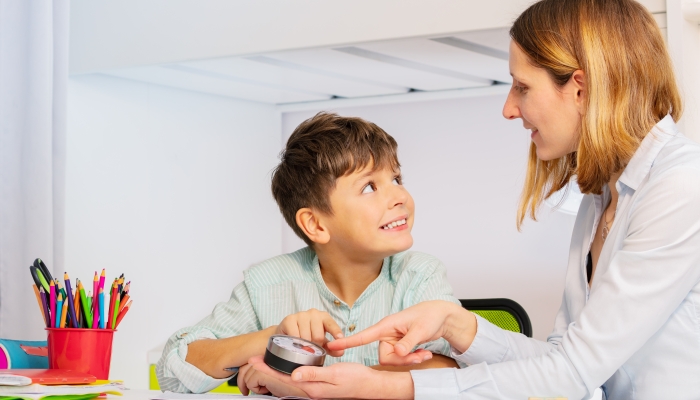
[618,115,679,191]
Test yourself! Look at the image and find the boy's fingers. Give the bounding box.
[377,344,431,365]
[322,316,344,339]
[280,320,300,338]
[237,364,252,395]
[296,314,312,341]
[310,317,327,345]
[393,327,428,356]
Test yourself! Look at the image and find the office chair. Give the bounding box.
[460,298,533,337]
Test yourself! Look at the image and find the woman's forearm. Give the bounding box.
[185,325,277,379]
[370,354,458,371]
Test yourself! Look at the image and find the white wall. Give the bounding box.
[66,75,281,389]
[281,95,577,340]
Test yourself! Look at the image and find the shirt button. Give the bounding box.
[333,300,341,306]
[348,324,356,332]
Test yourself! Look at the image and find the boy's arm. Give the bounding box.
[185,325,277,379]
[156,281,263,393]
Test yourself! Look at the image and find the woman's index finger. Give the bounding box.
[326,326,381,350]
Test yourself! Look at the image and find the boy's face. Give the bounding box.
[322,164,414,260]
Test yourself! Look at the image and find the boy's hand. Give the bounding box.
[237,362,309,398]
[275,308,345,357]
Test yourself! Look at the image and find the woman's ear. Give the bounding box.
[571,69,586,114]
[296,208,331,245]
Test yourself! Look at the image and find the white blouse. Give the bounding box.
[410,116,700,399]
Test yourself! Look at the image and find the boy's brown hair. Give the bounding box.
[271,112,400,246]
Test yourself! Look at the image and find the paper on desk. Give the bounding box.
[0,375,32,386]
[151,392,310,400]
[0,381,124,400]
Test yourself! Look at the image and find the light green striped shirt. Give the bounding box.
[156,247,461,393]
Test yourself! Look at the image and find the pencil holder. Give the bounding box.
[46,328,115,379]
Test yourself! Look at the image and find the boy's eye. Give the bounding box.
[392,176,402,185]
[362,183,376,194]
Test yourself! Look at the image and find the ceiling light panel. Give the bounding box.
[103,66,327,104]
[452,27,511,54]
[267,48,484,91]
[183,57,405,98]
[357,38,511,83]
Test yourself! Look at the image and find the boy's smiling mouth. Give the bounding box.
[381,217,408,230]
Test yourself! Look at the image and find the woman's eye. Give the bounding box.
[362,183,376,194]
[513,83,527,94]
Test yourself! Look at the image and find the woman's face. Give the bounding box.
[502,40,585,161]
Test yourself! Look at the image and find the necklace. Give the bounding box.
[601,205,616,241]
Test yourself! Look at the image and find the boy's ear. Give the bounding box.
[295,208,330,245]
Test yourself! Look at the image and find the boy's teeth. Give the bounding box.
[382,219,406,229]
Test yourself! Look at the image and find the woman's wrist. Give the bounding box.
[442,304,477,354]
[377,371,414,400]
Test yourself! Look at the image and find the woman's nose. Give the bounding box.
[502,92,522,120]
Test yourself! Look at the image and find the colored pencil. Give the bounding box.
[120,282,130,301]
[114,300,131,329]
[107,280,117,329]
[78,280,92,328]
[33,285,48,327]
[118,294,130,314]
[60,294,69,328]
[73,284,82,327]
[64,273,78,328]
[98,269,106,293]
[98,288,105,329]
[49,280,56,328]
[91,272,98,328]
[112,287,121,329]
[39,287,50,327]
[58,281,67,301]
[55,293,64,328]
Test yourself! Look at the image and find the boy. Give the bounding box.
[156,112,462,395]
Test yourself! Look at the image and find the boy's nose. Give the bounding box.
[388,186,409,208]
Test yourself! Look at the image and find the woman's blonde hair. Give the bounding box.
[512,0,682,228]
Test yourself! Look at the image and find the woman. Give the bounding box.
[239,0,700,398]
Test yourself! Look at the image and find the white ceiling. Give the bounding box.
[100,27,511,104]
